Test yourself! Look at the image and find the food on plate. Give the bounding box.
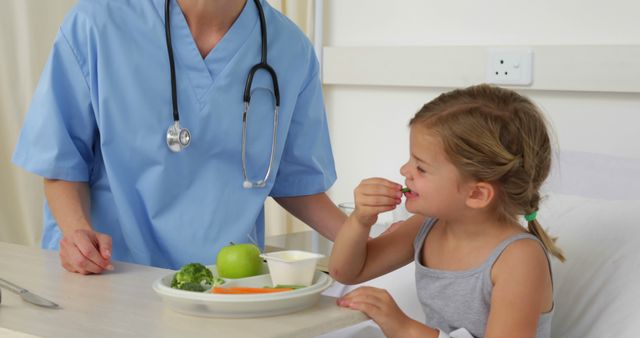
[216,243,263,279]
[171,262,224,292]
[265,284,306,290]
[211,287,294,294]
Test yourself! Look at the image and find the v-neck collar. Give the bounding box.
[152,0,259,105]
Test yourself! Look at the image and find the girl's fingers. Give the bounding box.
[358,182,403,198]
[360,178,402,189]
[347,301,382,319]
[341,286,382,299]
[352,178,404,226]
[356,185,402,203]
[339,287,386,309]
[359,205,397,215]
[358,195,399,207]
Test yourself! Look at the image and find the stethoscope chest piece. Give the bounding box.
[166,121,191,152]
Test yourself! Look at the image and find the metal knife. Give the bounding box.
[0,277,60,308]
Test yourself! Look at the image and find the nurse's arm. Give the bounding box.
[273,193,346,241]
[44,179,113,274]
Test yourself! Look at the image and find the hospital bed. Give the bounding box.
[319,150,640,337]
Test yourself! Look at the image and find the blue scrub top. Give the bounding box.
[12,0,336,269]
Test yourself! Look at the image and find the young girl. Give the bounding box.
[329,84,565,338]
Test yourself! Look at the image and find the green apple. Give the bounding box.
[216,243,263,279]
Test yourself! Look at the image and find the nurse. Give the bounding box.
[13,0,346,273]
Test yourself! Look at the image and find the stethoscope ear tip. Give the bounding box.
[243,180,253,189]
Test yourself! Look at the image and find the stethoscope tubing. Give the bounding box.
[164,0,180,123]
[164,0,281,189]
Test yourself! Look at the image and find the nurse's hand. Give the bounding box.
[59,229,114,275]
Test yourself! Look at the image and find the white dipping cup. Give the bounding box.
[260,250,325,287]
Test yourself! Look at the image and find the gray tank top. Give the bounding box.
[413,218,553,338]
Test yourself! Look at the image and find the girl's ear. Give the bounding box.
[465,182,495,209]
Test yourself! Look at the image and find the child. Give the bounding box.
[329,84,565,338]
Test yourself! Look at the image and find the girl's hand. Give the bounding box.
[337,286,411,337]
[352,178,402,227]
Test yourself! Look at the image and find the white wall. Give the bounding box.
[324,0,640,46]
[322,0,640,208]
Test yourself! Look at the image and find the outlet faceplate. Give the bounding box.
[486,49,533,86]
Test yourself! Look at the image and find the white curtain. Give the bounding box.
[0,0,316,246]
[0,1,77,246]
[265,0,318,236]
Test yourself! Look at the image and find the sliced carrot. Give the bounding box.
[211,287,294,294]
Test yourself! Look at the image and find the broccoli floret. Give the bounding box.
[212,276,226,287]
[171,263,215,292]
[175,281,208,292]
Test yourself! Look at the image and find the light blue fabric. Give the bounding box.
[12,0,336,269]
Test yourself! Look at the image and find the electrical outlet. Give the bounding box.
[486,48,533,86]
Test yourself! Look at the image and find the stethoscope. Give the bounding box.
[164,0,280,189]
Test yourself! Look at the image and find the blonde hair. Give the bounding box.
[410,84,565,262]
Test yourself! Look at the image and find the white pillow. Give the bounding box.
[540,193,640,338]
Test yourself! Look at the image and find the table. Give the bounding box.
[0,242,367,338]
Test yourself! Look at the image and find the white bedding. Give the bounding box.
[542,194,640,337]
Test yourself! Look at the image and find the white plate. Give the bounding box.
[152,265,333,318]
